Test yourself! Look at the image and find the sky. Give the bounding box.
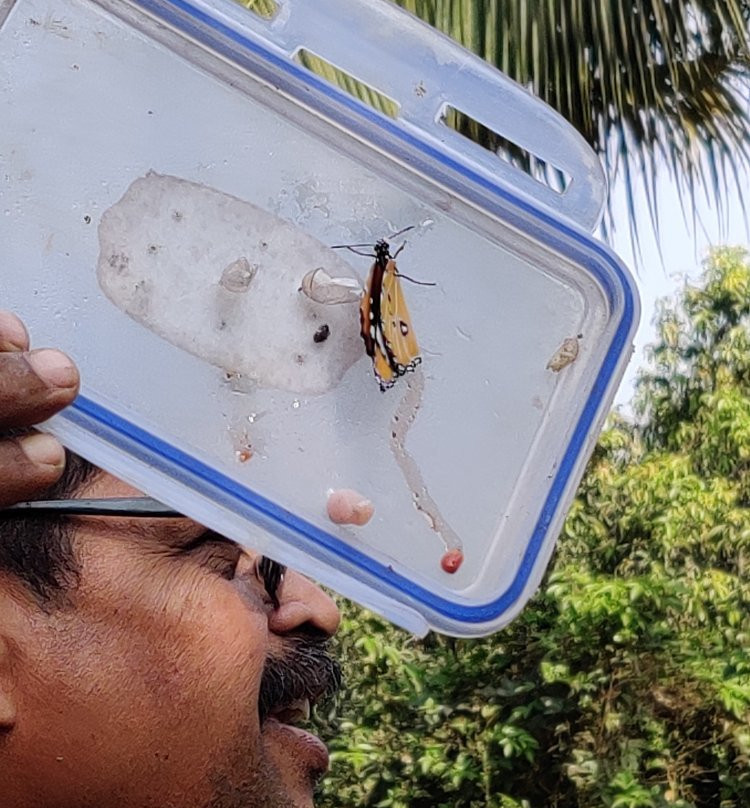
[603,169,749,412]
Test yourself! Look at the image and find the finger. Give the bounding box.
[0,310,30,353]
[0,433,66,508]
[0,349,80,429]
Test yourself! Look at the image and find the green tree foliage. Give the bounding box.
[316,248,750,808]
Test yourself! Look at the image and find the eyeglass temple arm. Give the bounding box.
[0,497,182,517]
[1,498,288,604]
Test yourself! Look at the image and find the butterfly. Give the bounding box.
[334,230,434,391]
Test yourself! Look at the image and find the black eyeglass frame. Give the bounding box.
[0,496,287,607]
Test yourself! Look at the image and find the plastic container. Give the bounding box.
[0,0,640,636]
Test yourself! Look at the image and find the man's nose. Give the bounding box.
[267,569,341,637]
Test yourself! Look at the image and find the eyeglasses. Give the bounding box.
[0,496,287,607]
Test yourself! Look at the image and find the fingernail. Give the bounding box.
[0,310,28,351]
[20,433,65,468]
[27,349,78,389]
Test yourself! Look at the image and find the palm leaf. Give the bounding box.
[237,0,750,262]
[236,0,277,18]
[392,0,750,258]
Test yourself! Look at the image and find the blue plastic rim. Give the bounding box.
[64,0,638,627]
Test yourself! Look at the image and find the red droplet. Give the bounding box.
[441,549,464,573]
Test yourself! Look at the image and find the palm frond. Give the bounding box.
[236,0,277,19]
[392,0,750,261]
[236,0,750,264]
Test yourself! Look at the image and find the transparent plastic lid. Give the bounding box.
[0,0,639,636]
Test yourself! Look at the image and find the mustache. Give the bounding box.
[258,634,342,723]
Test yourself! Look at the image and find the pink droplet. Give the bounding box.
[327,489,375,526]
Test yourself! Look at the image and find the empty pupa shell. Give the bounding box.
[546,335,581,372]
[300,267,362,305]
[220,257,257,292]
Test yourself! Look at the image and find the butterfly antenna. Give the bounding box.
[331,244,376,257]
[390,236,433,284]
[387,225,416,241]
[332,226,414,253]
[392,240,408,259]
[331,242,374,249]
[395,272,437,286]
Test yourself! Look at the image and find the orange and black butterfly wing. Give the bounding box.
[359,255,399,390]
[379,259,421,384]
[359,240,423,391]
[359,260,379,361]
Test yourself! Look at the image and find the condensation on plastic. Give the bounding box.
[137,0,608,232]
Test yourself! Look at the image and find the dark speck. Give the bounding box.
[313,324,330,343]
[83,215,91,224]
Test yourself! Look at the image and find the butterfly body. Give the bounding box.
[359,239,422,391]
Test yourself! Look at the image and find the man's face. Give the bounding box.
[0,472,341,808]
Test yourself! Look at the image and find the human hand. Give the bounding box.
[0,310,80,507]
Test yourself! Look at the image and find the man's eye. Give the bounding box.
[186,532,242,580]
